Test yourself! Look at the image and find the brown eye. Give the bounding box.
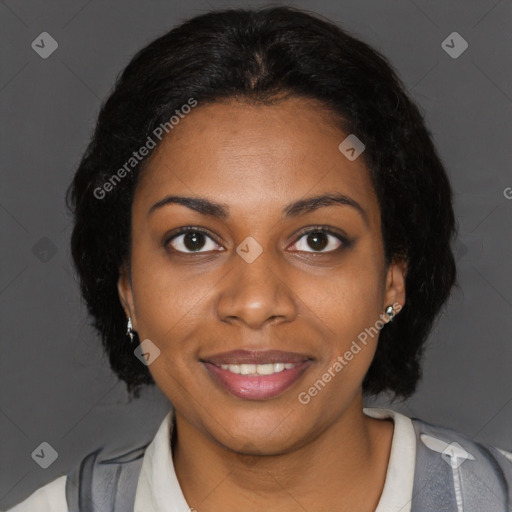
[305,231,329,251]
[291,228,347,253]
[165,228,221,253]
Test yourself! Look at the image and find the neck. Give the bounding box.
[172,396,393,512]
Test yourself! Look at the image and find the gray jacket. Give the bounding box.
[65,417,512,512]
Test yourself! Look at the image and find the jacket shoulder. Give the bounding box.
[412,417,512,469]
[411,417,512,511]
[65,442,150,512]
[3,475,68,512]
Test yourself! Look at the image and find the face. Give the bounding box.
[118,96,406,455]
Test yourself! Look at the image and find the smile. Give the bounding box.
[218,362,299,375]
[200,349,314,400]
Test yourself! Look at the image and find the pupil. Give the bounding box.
[184,232,205,251]
[308,231,327,251]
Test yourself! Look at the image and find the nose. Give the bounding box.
[216,247,298,329]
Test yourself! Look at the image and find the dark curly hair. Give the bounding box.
[66,5,457,401]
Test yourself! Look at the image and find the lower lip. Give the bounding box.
[202,361,313,400]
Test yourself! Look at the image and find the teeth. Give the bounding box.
[255,363,275,375]
[219,362,298,376]
[240,364,256,375]
[273,363,285,373]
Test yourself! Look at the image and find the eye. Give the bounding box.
[164,227,222,254]
[290,227,348,253]
[164,225,350,255]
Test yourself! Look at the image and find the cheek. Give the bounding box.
[131,235,199,316]
[294,274,382,411]
[301,258,385,338]
[293,253,385,388]
[129,256,203,401]
[129,248,207,361]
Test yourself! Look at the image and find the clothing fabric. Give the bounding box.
[4,407,511,512]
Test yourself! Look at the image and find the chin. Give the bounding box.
[203,406,312,455]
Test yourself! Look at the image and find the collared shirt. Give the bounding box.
[0,407,449,512]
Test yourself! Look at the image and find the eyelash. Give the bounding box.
[163,225,351,255]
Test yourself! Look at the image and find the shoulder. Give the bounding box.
[412,416,512,470]
[411,416,512,510]
[4,411,171,512]
[366,407,512,510]
[2,475,68,512]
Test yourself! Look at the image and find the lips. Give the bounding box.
[200,349,313,400]
[203,349,311,366]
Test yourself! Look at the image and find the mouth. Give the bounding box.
[200,349,313,400]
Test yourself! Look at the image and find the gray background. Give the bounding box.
[1,0,511,508]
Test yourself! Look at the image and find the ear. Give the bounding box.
[383,257,407,316]
[117,262,138,330]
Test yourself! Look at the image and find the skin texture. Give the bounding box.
[118,96,407,512]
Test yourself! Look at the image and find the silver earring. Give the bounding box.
[126,317,135,342]
[385,305,395,322]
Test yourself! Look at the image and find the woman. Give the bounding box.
[6,5,511,512]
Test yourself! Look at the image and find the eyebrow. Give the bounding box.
[147,192,368,225]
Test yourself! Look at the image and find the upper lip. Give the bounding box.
[202,349,312,366]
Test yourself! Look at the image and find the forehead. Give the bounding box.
[134,97,379,226]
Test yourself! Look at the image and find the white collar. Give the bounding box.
[364,407,416,512]
[134,407,416,512]
[134,409,188,512]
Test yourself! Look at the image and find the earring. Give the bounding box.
[385,305,395,322]
[126,317,135,343]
